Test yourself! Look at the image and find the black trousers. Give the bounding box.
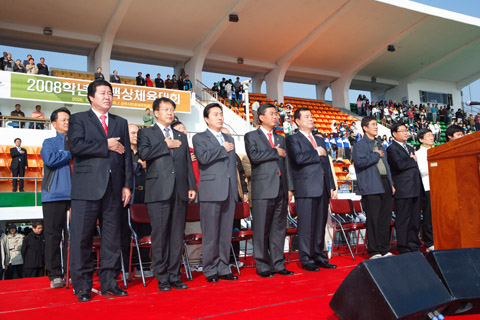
[24,267,44,278]
[5,264,23,279]
[395,196,421,254]
[296,193,329,266]
[251,182,287,274]
[11,166,26,191]
[420,190,434,247]
[362,176,393,256]
[70,179,122,292]
[147,189,187,283]
[43,200,70,281]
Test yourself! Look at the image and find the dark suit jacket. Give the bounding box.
[10,147,27,170]
[286,132,335,198]
[386,141,421,199]
[68,109,133,201]
[192,130,238,202]
[137,124,196,203]
[244,128,293,200]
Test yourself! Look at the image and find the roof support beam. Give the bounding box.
[265,0,354,102]
[93,0,132,76]
[331,15,428,109]
[184,0,249,86]
[457,70,480,90]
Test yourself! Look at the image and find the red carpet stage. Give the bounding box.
[0,254,478,319]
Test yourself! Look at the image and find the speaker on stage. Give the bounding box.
[330,252,452,320]
[426,248,480,316]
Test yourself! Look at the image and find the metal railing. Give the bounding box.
[0,176,42,206]
[1,115,51,130]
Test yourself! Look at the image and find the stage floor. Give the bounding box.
[0,253,477,319]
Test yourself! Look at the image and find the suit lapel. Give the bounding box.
[88,109,107,137]
[152,124,166,141]
[107,114,117,138]
[171,128,183,158]
[257,128,272,149]
[299,132,314,150]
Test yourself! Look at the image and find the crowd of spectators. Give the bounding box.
[134,72,193,91]
[211,77,246,107]
[0,51,49,75]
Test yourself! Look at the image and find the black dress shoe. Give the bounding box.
[170,281,188,289]
[206,275,219,283]
[258,271,274,278]
[77,290,92,302]
[275,269,294,276]
[316,261,337,269]
[218,273,239,281]
[101,286,128,296]
[158,282,172,291]
[302,264,320,272]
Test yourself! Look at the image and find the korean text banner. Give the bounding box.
[9,73,191,112]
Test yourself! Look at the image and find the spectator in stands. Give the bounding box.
[342,134,351,160]
[136,72,145,86]
[3,53,15,71]
[335,134,344,159]
[5,224,24,279]
[406,107,414,125]
[171,75,179,90]
[1,230,8,279]
[26,58,38,74]
[21,220,45,278]
[211,82,219,95]
[352,116,394,259]
[9,103,25,128]
[387,122,422,254]
[475,113,480,131]
[251,100,260,127]
[348,131,357,148]
[416,129,434,252]
[110,70,121,83]
[23,54,32,67]
[165,75,173,89]
[155,73,164,88]
[13,59,26,73]
[177,75,184,90]
[143,108,154,126]
[184,75,192,91]
[31,105,46,129]
[192,103,239,283]
[37,57,49,75]
[244,103,293,278]
[329,134,337,159]
[94,67,104,80]
[283,111,296,135]
[10,138,28,192]
[225,80,233,103]
[357,95,364,116]
[138,97,196,291]
[40,107,72,288]
[234,77,241,90]
[445,124,464,142]
[145,73,153,87]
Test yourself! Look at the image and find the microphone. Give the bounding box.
[466,101,480,106]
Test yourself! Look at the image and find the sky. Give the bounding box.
[1,0,479,105]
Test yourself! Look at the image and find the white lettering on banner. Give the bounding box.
[122,89,133,101]
[112,87,121,99]
[77,84,88,97]
[146,91,158,101]
[62,82,76,95]
[134,89,146,102]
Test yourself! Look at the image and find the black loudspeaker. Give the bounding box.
[330,252,452,320]
[427,248,480,316]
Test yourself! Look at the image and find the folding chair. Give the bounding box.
[351,199,367,255]
[231,202,253,272]
[128,204,152,287]
[286,202,298,263]
[329,199,366,260]
[183,203,202,281]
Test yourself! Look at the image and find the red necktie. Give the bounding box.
[267,133,281,176]
[100,115,108,135]
[308,134,317,148]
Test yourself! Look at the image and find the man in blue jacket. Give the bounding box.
[352,116,395,259]
[41,107,72,288]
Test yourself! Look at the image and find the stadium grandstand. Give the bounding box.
[0,0,480,319]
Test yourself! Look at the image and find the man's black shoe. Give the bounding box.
[158,282,172,291]
[316,261,337,269]
[258,271,274,278]
[206,275,219,283]
[101,286,128,296]
[275,269,294,276]
[77,290,92,302]
[219,273,238,281]
[302,264,320,272]
[170,281,188,289]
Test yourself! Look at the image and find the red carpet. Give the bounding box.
[0,253,477,319]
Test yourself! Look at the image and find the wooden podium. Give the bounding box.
[428,131,480,249]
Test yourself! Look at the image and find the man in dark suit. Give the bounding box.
[192,103,239,283]
[244,103,294,278]
[10,138,27,192]
[68,80,133,302]
[136,72,145,86]
[286,107,336,271]
[386,122,422,254]
[137,97,196,291]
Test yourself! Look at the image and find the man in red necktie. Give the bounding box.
[244,103,294,278]
[286,107,337,272]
